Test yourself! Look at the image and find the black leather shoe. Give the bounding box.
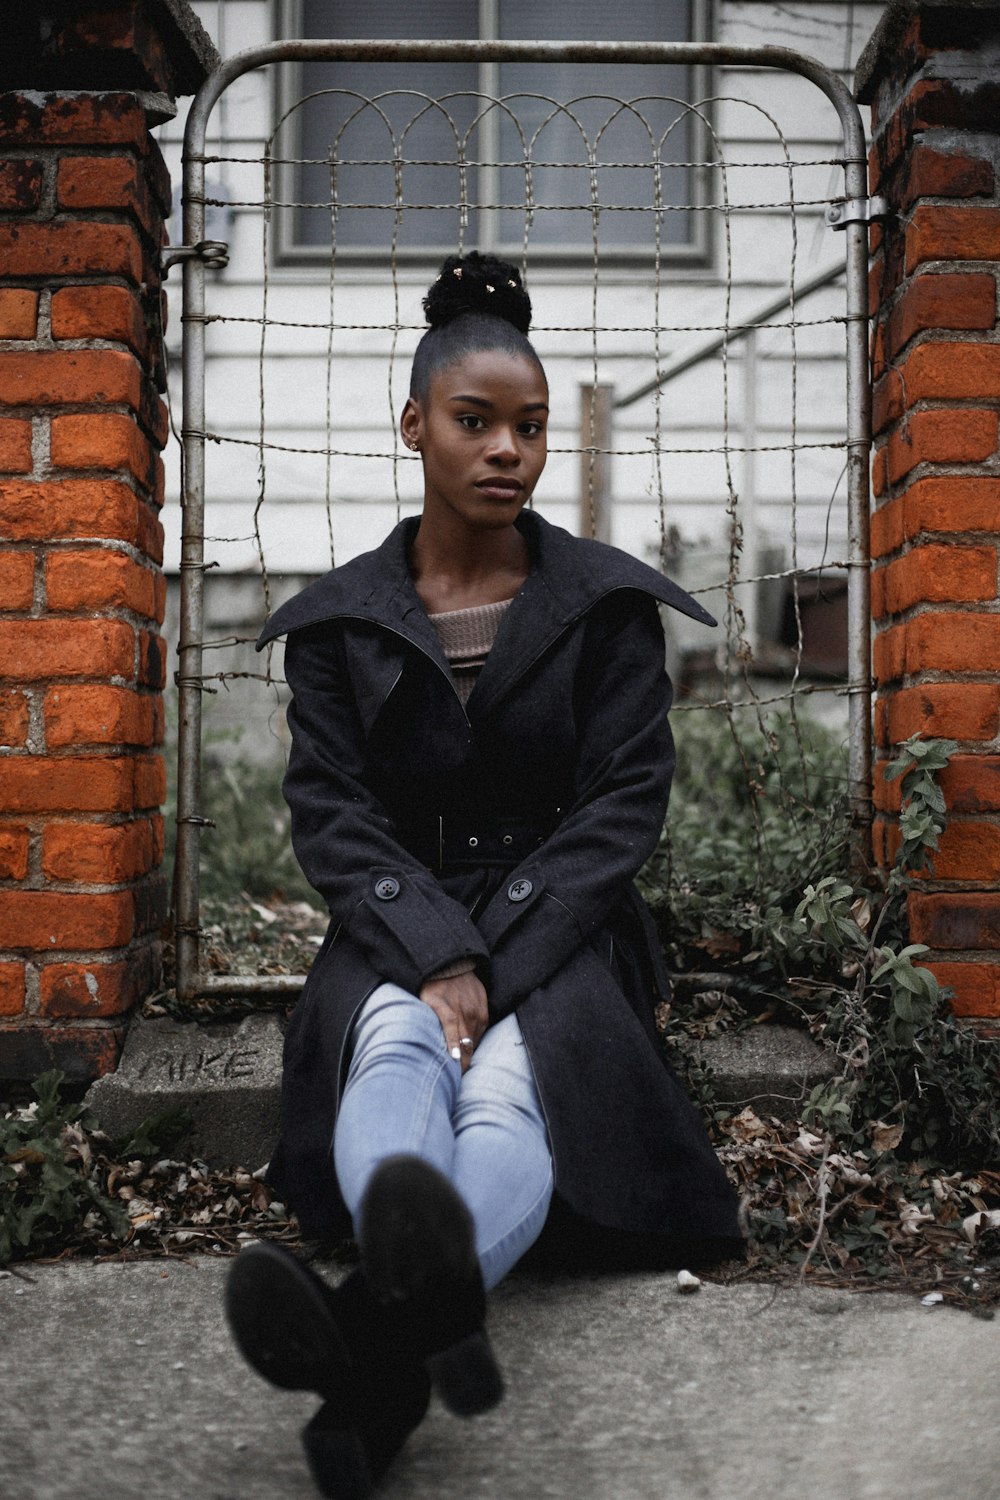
[302,1364,431,1500]
[357,1155,505,1416]
[225,1243,429,1499]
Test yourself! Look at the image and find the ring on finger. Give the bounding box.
[458,1036,474,1050]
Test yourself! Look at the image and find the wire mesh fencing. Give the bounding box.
[172,41,871,1000]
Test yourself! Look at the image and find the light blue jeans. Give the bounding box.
[334,981,554,1291]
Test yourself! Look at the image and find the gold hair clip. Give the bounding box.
[453,267,463,279]
[486,283,495,293]
[507,278,516,288]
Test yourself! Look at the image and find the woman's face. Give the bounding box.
[402,349,549,534]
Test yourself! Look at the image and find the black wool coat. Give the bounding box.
[256,509,741,1263]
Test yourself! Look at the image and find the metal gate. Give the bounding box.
[174,39,874,1002]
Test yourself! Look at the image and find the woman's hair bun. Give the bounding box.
[423,252,531,335]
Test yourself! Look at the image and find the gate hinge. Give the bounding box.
[160,240,230,276]
[826,196,890,231]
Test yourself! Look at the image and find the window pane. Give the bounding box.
[289,0,695,254]
[496,0,693,249]
[295,1,479,248]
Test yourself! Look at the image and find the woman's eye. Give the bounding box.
[458,413,485,430]
[519,422,543,437]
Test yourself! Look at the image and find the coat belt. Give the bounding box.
[395,813,558,872]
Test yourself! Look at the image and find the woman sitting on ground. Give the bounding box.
[225,251,741,1499]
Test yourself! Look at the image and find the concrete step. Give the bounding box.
[85,1015,835,1170]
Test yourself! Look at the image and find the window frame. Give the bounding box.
[272,0,714,268]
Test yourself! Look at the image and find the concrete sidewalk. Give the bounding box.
[2,1259,997,1500]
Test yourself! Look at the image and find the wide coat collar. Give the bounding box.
[257,511,714,720]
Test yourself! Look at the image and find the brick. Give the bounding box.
[872,443,887,499]
[873,321,886,382]
[0,479,163,561]
[931,818,1000,882]
[42,818,156,883]
[899,342,1000,405]
[0,223,142,284]
[133,754,166,811]
[0,351,140,410]
[906,204,1000,273]
[871,496,905,560]
[940,757,1000,815]
[909,77,1000,137]
[874,694,889,750]
[0,93,147,148]
[905,145,994,201]
[873,623,906,686]
[45,549,157,616]
[0,159,43,212]
[50,285,147,359]
[873,479,1000,557]
[875,543,997,616]
[886,273,996,361]
[153,571,166,625]
[0,962,25,1016]
[0,689,30,748]
[906,476,1000,538]
[0,890,134,950]
[0,619,134,681]
[0,550,35,610]
[886,409,998,487]
[904,613,1000,674]
[56,156,158,240]
[134,873,168,935]
[910,893,1000,950]
[0,419,33,474]
[55,8,174,96]
[38,948,154,1019]
[0,826,29,880]
[0,756,136,814]
[873,369,903,433]
[872,758,903,814]
[0,1025,123,1086]
[44,686,157,748]
[51,413,152,488]
[869,257,886,321]
[925,962,1000,1019]
[139,632,166,689]
[887,683,1000,743]
[0,289,39,340]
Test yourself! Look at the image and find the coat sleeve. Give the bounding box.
[281,627,489,993]
[477,593,674,1018]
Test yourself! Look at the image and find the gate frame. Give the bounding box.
[176,39,873,1002]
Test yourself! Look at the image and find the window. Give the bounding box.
[277,0,705,261]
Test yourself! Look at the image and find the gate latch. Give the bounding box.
[826,196,890,231]
[160,240,230,276]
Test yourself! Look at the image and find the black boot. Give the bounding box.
[302,1362,431,1500]
[357,1155,504,1417]
[225,1243,428,1500]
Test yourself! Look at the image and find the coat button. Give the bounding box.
[502,834,513,846]
[507,878,533,902]
[468,836,478,847]
[374,876,400,901]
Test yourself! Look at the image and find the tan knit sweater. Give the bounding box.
[428,597,512,707]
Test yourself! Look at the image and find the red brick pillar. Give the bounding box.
[0,3,216,1086]
[857,1,1000,1025]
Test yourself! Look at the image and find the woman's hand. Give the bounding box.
[419,971,489,1073]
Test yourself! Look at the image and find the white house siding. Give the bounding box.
[155,1,882,754]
